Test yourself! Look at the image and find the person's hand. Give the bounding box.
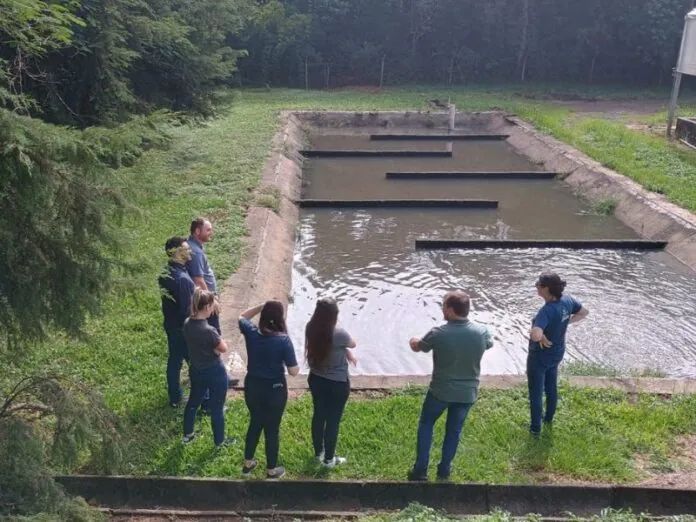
[347,350,358,367]
[213,298,221,315]
[409,337,420,352]
[539,335,553,349]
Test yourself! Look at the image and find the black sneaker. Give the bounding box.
[242,460,257,477]
[215,438,236,451]
[407,469,428,481]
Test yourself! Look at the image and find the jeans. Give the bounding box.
[165,327,188,405]
[308,373,350,460]
[414,391,473,477]
[527,348,564,434]
[183,361,228,445]
[244,375,288,469]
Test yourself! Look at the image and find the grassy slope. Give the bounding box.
[11,86,696,481]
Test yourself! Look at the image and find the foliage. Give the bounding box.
[270,0,694,88]
[0,375,119,519]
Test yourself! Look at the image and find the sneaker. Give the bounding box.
[182,433,197,445]
[436,471,451,481]
[242,460,257,477]
[215,438,236,450]
[267,466,286,479]
[407,468,428,482]
[228,378,240,388]
[323,456,347,468]
[315,452,325,464]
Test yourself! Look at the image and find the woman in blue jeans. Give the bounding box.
[528,273,589,436]
[182,289,232,448]
[239,300,299,479]
[305,297,357,468]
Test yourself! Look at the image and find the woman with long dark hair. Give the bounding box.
[239,300,299,479]
[305,297,357,468]
[527,273,589,437]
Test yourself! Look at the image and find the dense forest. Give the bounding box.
[1,0,695,128]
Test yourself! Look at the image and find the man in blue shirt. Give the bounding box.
[158,236,195,407]
[187,218,220,330]
[187,217,239,387]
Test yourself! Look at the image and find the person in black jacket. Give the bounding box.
[158,236,195,408]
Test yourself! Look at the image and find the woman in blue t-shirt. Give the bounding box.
[305,297,357,468]
[527,273,589,436]
[239,300,299,479]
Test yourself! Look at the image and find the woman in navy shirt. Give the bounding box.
[527,273,589,436]
[239,300,299,479]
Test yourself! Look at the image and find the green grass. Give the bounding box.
[137,384,696,483]
[7,85,696,483]
[358,504,696,522]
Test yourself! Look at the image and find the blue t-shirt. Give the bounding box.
[158,262,195,330]
[529,295,582,354]
[187,236,217,294]
[239,318,297,379]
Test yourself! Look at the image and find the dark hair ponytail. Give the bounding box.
[259,300,287,335]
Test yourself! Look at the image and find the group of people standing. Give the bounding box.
[159,218,589,480]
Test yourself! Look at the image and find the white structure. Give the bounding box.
[668,9,696,136]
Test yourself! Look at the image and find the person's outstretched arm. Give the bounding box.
[240,303,264,320]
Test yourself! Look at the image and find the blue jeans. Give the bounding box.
[165,328,188,405]
[414,391,473,477]
[184,361,228,445]
[527,348,564,434]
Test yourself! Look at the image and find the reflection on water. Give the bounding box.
[288,133,696,377]
[288,211,696,377]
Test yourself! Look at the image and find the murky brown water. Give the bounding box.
[288,134,696,377]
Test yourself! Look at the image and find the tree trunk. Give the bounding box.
[517,0,530,82]
[380,54,386,88]
[589,51,597,84]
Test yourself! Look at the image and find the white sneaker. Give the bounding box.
[315,452,325,464]
[323,456,347,468]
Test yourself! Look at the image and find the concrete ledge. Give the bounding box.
[299,199,499,209]
[386,171,557,179]
[300,149,452,158]
[488,484,613,517]
[414,239,668,250]
[370,134,509,141]
[56,476,696,517]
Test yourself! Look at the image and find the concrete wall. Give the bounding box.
[56,476,696,517]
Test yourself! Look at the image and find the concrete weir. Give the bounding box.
[299,199,499,209]
[415,239,669,250]
[386,171,558,179]
[300,149,452,158]
[370,133,510,141]
[56,475,696,517]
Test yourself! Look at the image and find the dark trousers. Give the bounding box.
[165,327,188,405]
[207,312,221,335]
[527,349,564,434]
[414,391,473,477]
[308,373,350,461]
[184,361,228,445]
[244,375,288,469]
